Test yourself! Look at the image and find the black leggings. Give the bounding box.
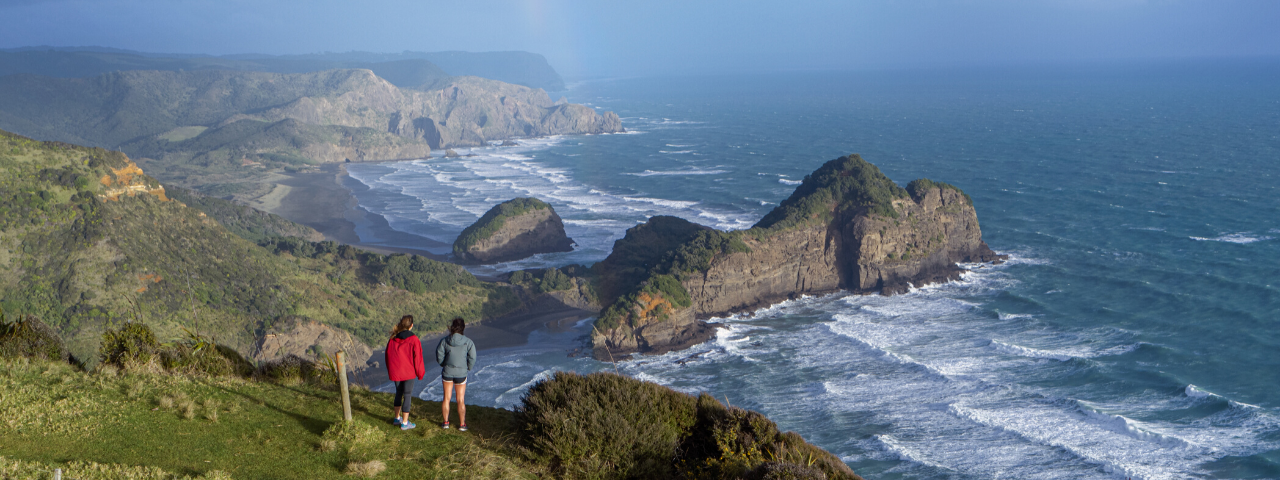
[393,379,416,414]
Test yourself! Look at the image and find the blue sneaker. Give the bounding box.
[392,417,403,426]
[441,422,451,429]
[400,421,416,431]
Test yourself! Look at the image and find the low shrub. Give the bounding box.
[517,372,697,479]
[516,372,860,480]
[679,394,858,480]
[0,313,71,364]
[98,323,164,372]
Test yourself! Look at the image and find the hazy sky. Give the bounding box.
[3,0,1278,77]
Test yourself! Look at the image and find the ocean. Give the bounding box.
[347,60,1280,479]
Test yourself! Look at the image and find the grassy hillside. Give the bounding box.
[0,357,527,479]
[0,130,518,362]
[0,352,857,480]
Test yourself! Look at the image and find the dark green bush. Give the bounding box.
[516,372,860,480]
[508,267,577,294]
[743,462,829,480]
[371,253,480,294]
[0,313,71,363]
[678,394,858,480]
[517,372,698,479]
[99,322,164,370]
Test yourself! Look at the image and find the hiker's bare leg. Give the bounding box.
[456,383,467,426]
[393,406,401,419]
[442,381,454,424]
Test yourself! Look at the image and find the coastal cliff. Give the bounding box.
[591,155,1004,359]
[0,69,621,198]
[454,198,574,263]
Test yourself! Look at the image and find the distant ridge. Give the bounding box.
[0,47,565,91]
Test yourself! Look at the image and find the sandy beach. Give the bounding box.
[255,163,450,260]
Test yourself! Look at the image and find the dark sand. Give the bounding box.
[265,163,451,260]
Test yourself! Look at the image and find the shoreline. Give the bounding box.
[256,162,453,261]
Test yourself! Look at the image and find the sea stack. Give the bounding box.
[591,154,1005,359]
[453,198,575,264]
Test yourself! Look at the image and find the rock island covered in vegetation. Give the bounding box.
[453,197,575,264]
[590,154,1005,359]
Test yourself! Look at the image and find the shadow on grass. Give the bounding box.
[211,383,332,436]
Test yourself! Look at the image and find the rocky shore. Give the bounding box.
[590,155,1005,359]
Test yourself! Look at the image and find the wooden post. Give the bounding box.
[337,351,352,423]
[53,468,61,480]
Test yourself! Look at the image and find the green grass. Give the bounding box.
[0,357,530,479]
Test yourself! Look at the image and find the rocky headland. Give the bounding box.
[590,154,1005,359]
[0,69,622,199]
[453,197,575,264]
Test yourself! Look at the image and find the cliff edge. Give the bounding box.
[453,197,575,264]
[591,154,1004,359]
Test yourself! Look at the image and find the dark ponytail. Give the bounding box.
[449,317,465,335]
[391,315,414,335]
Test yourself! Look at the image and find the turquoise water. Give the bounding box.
[350,60,1280,479]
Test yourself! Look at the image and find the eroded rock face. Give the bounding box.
[453,198,574,264]
[253,316,373,368]
[591,155,1005,359]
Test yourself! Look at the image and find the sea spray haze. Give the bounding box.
[353,61,1280,478]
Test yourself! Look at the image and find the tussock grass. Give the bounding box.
[345,460,387,477]
[0,455,231,479]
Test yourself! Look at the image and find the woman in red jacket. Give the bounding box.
[385,315,425,430]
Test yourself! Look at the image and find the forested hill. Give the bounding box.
[0,129,520,363]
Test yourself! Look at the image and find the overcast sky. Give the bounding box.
[2,0,1278,77]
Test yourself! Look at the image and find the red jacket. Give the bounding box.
[385,331,424,382]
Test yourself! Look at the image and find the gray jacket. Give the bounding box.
[435,333,476,378]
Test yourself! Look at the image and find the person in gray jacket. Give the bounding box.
[436,317,476,431]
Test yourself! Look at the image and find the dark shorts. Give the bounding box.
[442,372,467,385]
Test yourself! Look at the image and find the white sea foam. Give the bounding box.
[623,168,726,176]
[988,339,1139,361]
[1190,233,1274,244]
[778,179,803,185]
